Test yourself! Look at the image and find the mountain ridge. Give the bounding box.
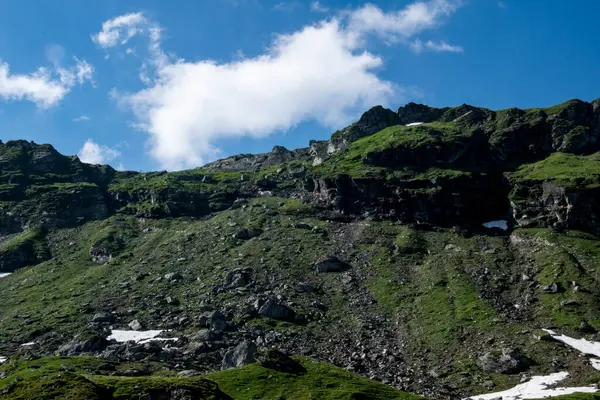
[3,97,600,399]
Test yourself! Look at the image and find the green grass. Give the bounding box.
[207,357,425,400]
[507,152,600,188]
[0,356,424,400]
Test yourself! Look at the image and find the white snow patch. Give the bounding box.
[482,220,508,231]
[0,272,11,278]
[20,342,35,347]
[405,122,424,126]
[467,372,597,400]
[108,329,177,344]
[0,356,6,364]
[591,358,600,371]
[543,329,600,358]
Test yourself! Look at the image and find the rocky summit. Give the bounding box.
[3,99,600,399]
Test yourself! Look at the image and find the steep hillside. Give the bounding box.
[3,98,600,399]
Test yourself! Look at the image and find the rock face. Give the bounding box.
[397,102,448,125]
[328,106,401,154]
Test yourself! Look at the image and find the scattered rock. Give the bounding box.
[477,349,531,374]
[224,268,252,289]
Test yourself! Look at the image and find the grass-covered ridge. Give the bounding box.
[0,356,425,400]
[507,152,600,188]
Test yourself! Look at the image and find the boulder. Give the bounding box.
[198,310,227,332]
[256,349,306,374]
[541,282,559,294]
[232,228,263,240]
[477,349,531,374]
[256,298,296,321]
[225,268,252,289]
[92,312,114,323]
[221,341,257,370]
[128,320,143,331]
[56,335,109,356]
[314,257,351,273]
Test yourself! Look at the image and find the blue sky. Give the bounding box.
[0,0,599,171]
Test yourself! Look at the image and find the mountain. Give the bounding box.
[3,98,600,399]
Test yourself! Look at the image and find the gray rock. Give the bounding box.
[541,282,559,294]
[166,296,180,306]
[56,336,109,356]
[256,298,296,321]
[221,341,257,370]
[298,282,315,293]
[477,349,531,374]
[199,310,227,332]
[225,268,252,289]
[164,272,183,281]
[92,312,114,323]
[128,320,143,331]
[314,257,351,273]
[190,329,221,342]
[560,299,580,307]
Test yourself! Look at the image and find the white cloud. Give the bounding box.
[78,139,121,164]
[411,38,463,53]
[0,64,68,108]
[73,115,90,122]
[347,0,460,41]
[0,56,93,108]
[310,1,329,12]
[92,12,147,48]
[98,0,461,170]
[119,20,394,170]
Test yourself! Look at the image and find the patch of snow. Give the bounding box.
[591,358,600,371]
[543,329,600,358]
[482,220,509,231]
[0,272,11,278]
[108,329,177,344]
[20,342,35,347]
[467,372,597,400]
[405,122,424,126]
[0,356,6,364]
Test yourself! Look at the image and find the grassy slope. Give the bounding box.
[0,356,423,400]
[507,152,600,188]
[2,200,600,396]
